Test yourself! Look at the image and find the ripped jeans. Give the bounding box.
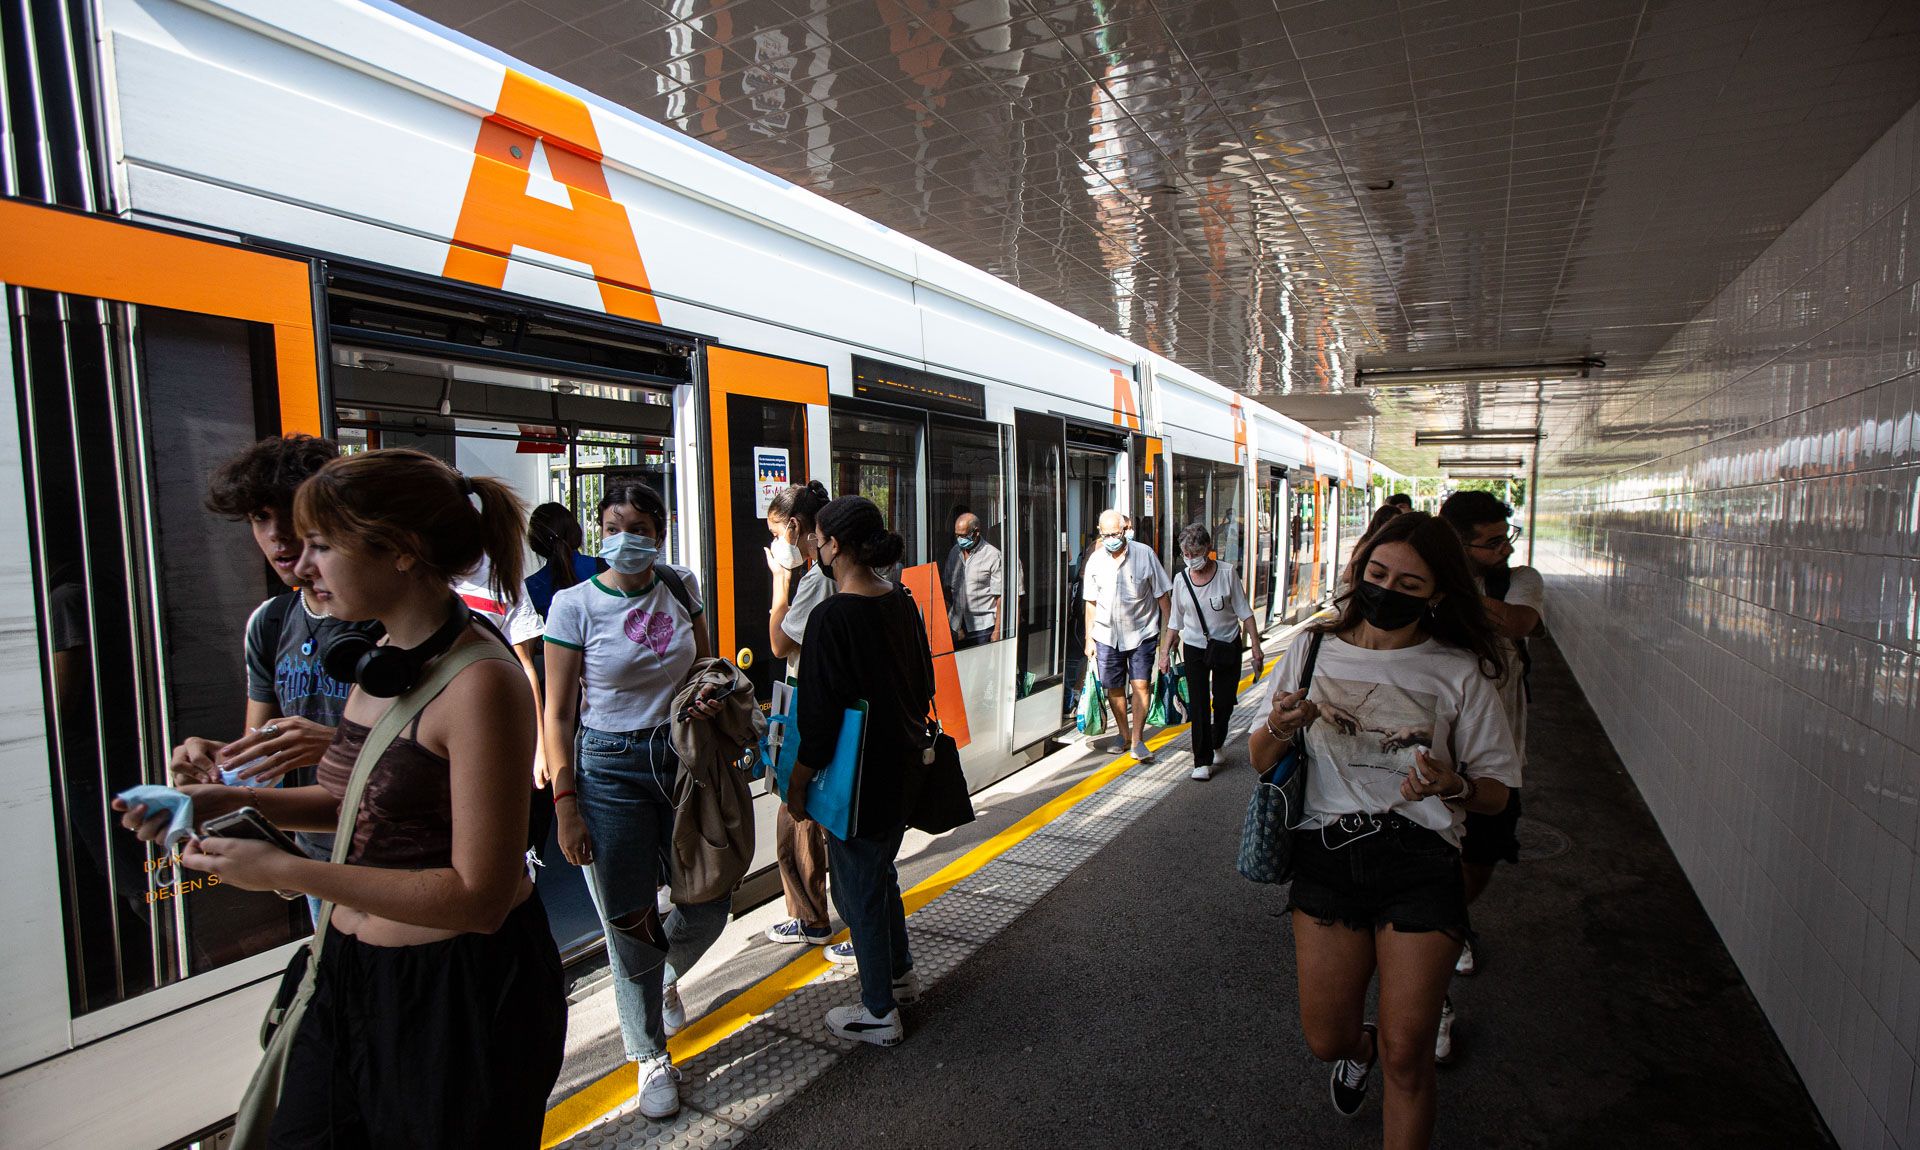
[574,723,732,1062]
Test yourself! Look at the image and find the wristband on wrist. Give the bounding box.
[552,789,577,804]
[1444,776,1474,804]
[1264,716,1290,741]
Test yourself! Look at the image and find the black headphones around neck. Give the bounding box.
[321,599,472,699]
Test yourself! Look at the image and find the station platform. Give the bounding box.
[539,631,1835,1149]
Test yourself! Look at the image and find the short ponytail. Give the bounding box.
[816,494,904,570]
[767,478,830,532]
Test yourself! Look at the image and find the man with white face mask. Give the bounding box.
[1082,507,1173,760]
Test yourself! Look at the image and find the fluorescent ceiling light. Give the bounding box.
[1446,470,1519,480]
[1437,456,1523,469]
[1355,355,1601,387]
[1414,429,1542,445]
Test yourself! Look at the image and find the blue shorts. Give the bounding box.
[1094,641,1154,689]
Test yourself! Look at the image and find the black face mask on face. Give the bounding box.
[818,545,837,583]
[1355,580,1430,631]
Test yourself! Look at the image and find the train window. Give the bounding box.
[1171,454,1247,567]
[926,417,1008,647]
[17,294,310,1015]
[829,407,924,566]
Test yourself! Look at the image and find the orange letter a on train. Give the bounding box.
[444,70,661,324]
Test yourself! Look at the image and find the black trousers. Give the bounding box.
[1183,643,1241,767]
[269,894,566,1149]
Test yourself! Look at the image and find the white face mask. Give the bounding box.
[1124,528,1136,541]
[769,537,805,569]
[1184,555,1208,570]
[599,531,658,574]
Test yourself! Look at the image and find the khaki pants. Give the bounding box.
[776,805,830,930]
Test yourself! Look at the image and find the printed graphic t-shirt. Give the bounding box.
[544,567,704,732]
[1266,629,1520,847]
[245,590,378,858]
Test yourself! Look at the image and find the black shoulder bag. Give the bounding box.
[902,587,974,835]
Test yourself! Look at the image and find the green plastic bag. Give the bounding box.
[1075,666,1106,736]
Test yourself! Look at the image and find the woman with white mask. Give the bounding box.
[1160,523,1263,780]
[763,480,835,947]
[541,483,726,1121]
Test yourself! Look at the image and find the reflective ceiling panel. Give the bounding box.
[402,0,1920,474]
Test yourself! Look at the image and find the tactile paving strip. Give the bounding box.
[556,714,1254,1148]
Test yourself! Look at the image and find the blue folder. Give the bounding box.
[771,697,867,842]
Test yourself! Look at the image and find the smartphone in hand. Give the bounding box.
[199,807,305,899]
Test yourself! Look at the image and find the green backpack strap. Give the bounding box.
[231,638,519,1150]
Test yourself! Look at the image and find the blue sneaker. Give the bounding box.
[766,918,832,945]
[824,940,858,965]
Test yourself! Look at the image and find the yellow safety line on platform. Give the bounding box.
[541,628,1312,1147]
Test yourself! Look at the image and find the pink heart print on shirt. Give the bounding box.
[623,608,677,656]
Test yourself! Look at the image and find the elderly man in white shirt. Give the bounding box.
[1082,508,1173,760]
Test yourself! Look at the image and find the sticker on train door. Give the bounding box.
[753,446,790,516]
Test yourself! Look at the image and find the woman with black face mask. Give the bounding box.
[1246,512,1518,1150]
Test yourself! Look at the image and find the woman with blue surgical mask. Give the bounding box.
[541,482,726,1121]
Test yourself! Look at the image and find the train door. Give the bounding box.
[1256,465,1286,627]
[1011,411,1066,747]
[704,347,828,697]
[1323,480,1343,598]
[1285,476,1319,620]
[1061,426,1125,722]
[325,270,698,962]
[1,202,327,1095]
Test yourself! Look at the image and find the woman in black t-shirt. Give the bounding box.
[788,496,933,1049]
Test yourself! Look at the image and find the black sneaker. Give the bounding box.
[1330,1023,1377,1116]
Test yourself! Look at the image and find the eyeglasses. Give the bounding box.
[1098,531,1125,540]
[1466,526,1523,551]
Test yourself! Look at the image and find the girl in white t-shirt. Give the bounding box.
[1247,512,1518,1149]
[541,483,724,1122]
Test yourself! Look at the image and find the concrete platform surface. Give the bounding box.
[734,636,1836,1149]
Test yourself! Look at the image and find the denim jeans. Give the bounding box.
[574,722,732,1061]
[826,825,912,1016]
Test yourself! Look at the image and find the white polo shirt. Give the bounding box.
[1083,540,1172,652]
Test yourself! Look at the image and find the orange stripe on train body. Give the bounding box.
[1111,369,1141,431]
[444,70,661,324]
[899,563,971,749]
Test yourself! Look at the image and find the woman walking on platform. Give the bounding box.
[1248,512,1519,1149]
[1162,523,1263,781]
[543,482,728,1121]
[119,448,566,1148]
[787,496,934,1047]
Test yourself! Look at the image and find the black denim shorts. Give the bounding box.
[1287,814,1470,940]
[1461,788,1523,867]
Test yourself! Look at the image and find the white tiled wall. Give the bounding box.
[1539,100,1920,1150]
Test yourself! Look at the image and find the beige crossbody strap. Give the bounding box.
[233,638,517,1150]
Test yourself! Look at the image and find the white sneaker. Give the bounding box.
[892,969,920,1005]
[824,940,858,965]
[1435,996,1457,1064]
[1190,763,1212,781]
[662,981,686,1037]
[827,1003,903,1046]
[1455,939,1477,976]
[636,1054,681,1119]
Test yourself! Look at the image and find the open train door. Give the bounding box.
[0,200,327,1143]
[701,346,829,701]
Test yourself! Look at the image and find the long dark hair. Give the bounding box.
[1320,512,1504,679]
[528,502,586,592]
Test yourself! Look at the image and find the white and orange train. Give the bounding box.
[0,1,1393,1144]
